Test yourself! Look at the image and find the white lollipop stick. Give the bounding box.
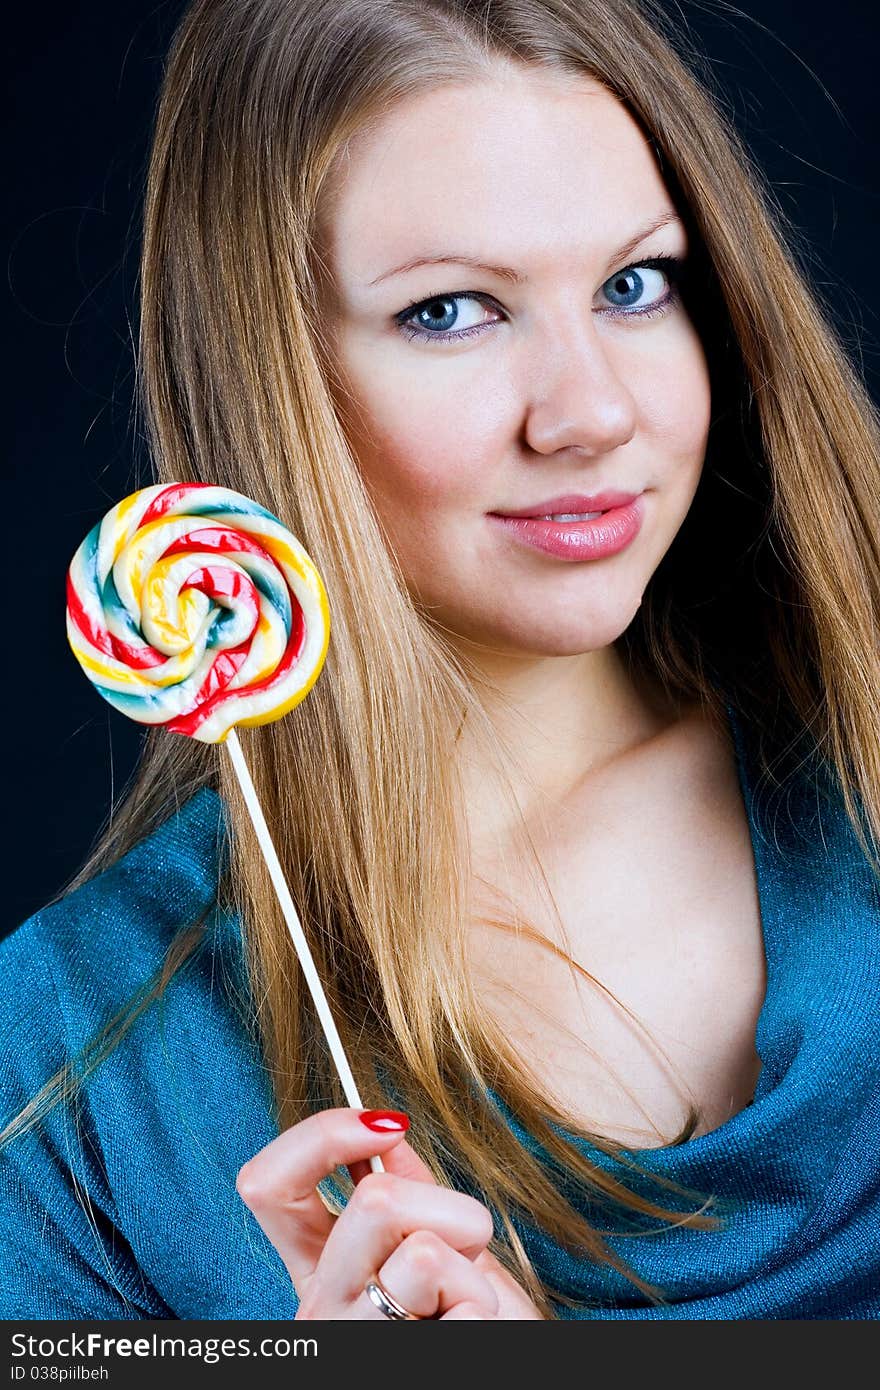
[225,729,384,1175]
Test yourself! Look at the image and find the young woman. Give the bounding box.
[2,0,878,1321]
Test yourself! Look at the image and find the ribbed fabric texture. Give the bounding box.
[1,707,878,1320]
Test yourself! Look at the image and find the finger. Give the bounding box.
[313,1170,495,1303]
[439,1301,495,1320]
[355,1231,499,1320]
[347,1159,372,1186]
[347,1129,437,1190]
[235,1107,412,1286]
[474,1250,546,1319]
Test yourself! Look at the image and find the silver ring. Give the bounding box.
[365,1276,424,1320]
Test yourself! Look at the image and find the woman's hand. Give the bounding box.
[235,1107,544,1320]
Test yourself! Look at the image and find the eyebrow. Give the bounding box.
[367,210,684,287]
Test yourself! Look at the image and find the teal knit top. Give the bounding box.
[2,707,878,1319]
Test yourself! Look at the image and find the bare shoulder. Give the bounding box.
[550,693,748,867]
[468,695,766,1147]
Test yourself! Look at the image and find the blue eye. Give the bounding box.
[394,254,686,345]
[603,262,671,310]
[396,292,495,343]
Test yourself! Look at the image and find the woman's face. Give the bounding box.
[318,66,711,657]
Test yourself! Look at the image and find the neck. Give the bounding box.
[450,639,681,850]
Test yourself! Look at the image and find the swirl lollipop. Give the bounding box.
[66,481,330,742]
[67,482,382,1168]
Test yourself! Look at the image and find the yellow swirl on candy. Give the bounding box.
[66,483,330,743]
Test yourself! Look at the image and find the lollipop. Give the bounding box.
[67,482,382,1168]
[66,481,330,742]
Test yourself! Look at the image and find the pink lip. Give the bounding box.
[492,490,639,518]
[488,494,645,562]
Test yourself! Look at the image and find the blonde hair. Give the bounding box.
[5,0,880,1317]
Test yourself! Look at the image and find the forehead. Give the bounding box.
[319,69,675,288]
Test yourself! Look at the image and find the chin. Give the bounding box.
[433,585,645,657]
[521,632,625,658]
[499,610,640,658]
[515,592,645,656]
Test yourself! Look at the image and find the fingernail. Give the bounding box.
[358,1109,410,1133]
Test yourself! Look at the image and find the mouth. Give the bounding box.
[524,510,604,522]
[487,492,645,563]
[489,490,640,520]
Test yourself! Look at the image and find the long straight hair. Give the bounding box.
[5,0,880,1316]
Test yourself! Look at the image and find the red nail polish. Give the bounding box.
[358,1109,410,1133]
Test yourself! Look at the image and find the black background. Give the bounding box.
[5,1,879,938]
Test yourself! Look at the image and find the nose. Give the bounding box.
[522,317,637,458]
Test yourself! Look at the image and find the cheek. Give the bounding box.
[638,319,712,466]
[358,417,475,511]
[334,342,512,513]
